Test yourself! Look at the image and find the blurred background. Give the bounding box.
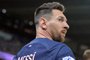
[0,0,90,60]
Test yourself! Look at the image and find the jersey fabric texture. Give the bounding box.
[13,38,75,60]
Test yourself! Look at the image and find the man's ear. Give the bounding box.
[39,17,47,29]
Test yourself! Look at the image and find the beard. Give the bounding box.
[47,23,66,42]
[51,33,65,42]
[49,28,66,42]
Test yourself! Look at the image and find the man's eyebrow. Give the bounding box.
[58,16,67,21]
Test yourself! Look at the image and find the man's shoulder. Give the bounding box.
[56,43,75,60]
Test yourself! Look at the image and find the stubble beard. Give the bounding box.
[52,34,65,42]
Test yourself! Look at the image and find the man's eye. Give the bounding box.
[58,19,64,22]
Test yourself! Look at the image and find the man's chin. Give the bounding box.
[60,38,65,42]
[54,37,65,42]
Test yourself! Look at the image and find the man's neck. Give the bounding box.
[36,29,52,40]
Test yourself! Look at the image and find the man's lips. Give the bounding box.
[61,30,67,35]
[62,30,67,33]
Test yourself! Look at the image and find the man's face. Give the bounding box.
[46,9,69,42]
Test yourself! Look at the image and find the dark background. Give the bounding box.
[0,0,90,60]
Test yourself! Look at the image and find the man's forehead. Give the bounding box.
[52,9,63,15]
[52,9,66,17]
[50,9,67,21]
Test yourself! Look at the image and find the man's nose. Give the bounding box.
[64,22,69,30]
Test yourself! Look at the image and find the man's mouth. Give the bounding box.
[62,30,67,34]
[61,30,67,36]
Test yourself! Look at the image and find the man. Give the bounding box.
[13,2,75,60]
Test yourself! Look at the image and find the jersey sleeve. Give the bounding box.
[57,44,75,60]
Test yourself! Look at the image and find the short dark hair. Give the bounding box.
[34,2,65,25]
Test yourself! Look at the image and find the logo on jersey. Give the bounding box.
[18,52,36,60]
[62,56,75,60]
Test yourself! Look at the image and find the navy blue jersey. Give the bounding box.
[13,38,75,60]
